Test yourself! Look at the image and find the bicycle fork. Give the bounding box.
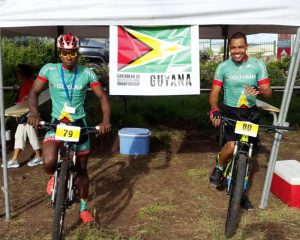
[67,153,77,206]
[243,143,253,190]
[51,150,61,208]
[51,149,77,209]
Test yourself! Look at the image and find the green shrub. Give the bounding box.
[267,57,289,86]
[2,37,55,106]
[200,61,220,88]
[2,37,55,85]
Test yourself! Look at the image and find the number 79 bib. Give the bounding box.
[55,124,81,142]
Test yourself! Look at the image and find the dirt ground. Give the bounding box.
[1,128,300,240]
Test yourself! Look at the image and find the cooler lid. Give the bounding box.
[274,160,300,185]
[119,128,150,136]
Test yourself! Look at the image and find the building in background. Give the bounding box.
[277,34,291,60]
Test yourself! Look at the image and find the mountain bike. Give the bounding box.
[39,121,98,240]
[220,116,291,238]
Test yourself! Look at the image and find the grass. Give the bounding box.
[137,202,176,220]
[2,90,300,240]
[136,201,176,238]
[186,168,210,184]
[256,200,300,222]
[83,91,300,134]
[151,128,185,141]
[136,221,162,237]
[190,199,300,240]
[67,226,140,240]
[260,91,300,128]
[6,90,297,133]
[85,93,211,130]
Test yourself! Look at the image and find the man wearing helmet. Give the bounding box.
[27,33,111,224]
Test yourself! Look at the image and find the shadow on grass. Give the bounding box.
[64,132,174,235]
[11,194,48,218]
[243,221,289,240]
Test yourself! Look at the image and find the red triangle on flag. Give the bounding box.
[118,27,152,70]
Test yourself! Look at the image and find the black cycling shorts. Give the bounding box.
[52,118,89,145]
[221,104,260,144]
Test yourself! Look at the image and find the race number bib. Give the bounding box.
[235,121,259,137]
[55,124,81,142]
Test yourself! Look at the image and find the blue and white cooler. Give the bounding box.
[118,128,151,155]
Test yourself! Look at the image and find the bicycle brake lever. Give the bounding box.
[267,128,282,135]
[266,128,279,134]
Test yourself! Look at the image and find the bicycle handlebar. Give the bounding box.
[39,121,99,135]
[220,116,293,132]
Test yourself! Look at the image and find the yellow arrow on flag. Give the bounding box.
[124,28,186,68]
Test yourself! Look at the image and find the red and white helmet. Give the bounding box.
[57,34,79,50]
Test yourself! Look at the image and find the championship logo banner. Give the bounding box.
[109,26,200,95]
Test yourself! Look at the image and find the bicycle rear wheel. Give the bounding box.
[225,153,247,238]
[52,160,69,240]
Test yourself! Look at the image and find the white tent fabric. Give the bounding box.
[0,0,300,37]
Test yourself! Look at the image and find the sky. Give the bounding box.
[247,33,277,43]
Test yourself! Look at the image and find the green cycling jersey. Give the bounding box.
[213,56,269,108]
[37,63,100,122]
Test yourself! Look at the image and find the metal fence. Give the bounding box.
[199,40,277,57]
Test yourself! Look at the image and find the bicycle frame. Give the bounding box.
[222,115,292,195]
[221,116,292,238]
[39,121,98,240]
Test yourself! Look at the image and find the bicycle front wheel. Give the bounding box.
[52,160,69,240]
[225,153,247,238]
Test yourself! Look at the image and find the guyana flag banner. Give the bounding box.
[109,26,200,95]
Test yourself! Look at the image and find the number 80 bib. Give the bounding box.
[234,121,259,137]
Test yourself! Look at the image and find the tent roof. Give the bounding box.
[0,0,299,38]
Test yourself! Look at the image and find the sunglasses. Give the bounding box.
[60,51,78,58]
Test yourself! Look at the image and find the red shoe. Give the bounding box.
[80,210,95,224]
[46,175,55,195]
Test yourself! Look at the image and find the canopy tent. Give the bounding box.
[0,0,300,37]
[1,0,300,220]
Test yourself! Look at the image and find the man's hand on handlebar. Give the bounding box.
[96,121,112,135]
[27,112,41,129]
[209,107,221,127]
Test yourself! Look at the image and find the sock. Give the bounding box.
[216,165,223,171]
[215,153,223,170]
[80,198,88,213]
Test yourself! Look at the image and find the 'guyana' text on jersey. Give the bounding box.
[37,63,100,122]
[212,56,270,108]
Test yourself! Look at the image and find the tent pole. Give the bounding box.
[54,26,64,62]
[222,26,229,60]
[0,28,11,220]
[259,27,300,209]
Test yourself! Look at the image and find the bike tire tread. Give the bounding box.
[52,160,69,240]
[225,153,247,238]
